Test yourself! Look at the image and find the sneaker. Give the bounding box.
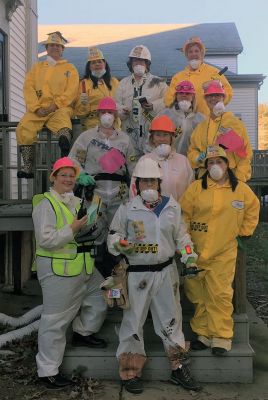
[39,373,73,389]
[122,376,143,394]
[190,340,209,351]
[72,332,107,348]
[170,365,202,391]
[212,347,227,356]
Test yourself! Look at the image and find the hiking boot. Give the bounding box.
[39,373,73,389]
[72,332,107,348]
[212,347,227,356]
[170,365,201,391]
[190,340,209,351]
[17,145,34,179]
[58,128,72,157]
[122,376,143,394]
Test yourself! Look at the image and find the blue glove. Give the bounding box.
[196,151,206,162]
[77,172,95,186]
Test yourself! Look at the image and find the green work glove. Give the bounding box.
[77,172,95,186]
[114,241,134,256]
[186,256,197,267]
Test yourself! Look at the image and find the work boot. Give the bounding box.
[17,145,34,179]
[122,377,143,394]
[39,373,73,390]
[170,364,201,391]
[190,340,209,351]
[72,332,107,348]
[57,128,72,157]
[212,347,227,356]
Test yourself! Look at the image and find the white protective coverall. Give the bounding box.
[107,195,195,380]
[32,189,107,377]
[115,73,167,156]
[159,107,205,156]
[129,151,193,202]
[180,178,260,350]
[69,126,137,227]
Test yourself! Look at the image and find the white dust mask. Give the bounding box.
[133,64,146,77]
[209,164,224,181]
[189,59,201,70]
[178,100,192,112]
[140,189,159,203]
[154,144,171,158]
[213,101,225,117]
[100,113,114,128]
[92,68,106,78]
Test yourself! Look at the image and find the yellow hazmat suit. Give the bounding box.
[180,177,259,350]
[164,64,233,117]
[74,77,119,129]
[187,112,253,182]
[16,59,79,145]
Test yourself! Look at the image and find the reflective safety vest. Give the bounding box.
[32,192,94,276]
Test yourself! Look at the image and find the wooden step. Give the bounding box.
[62,341,253,383]
[91,309,249,344]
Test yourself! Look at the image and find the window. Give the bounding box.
[0,31,7,122]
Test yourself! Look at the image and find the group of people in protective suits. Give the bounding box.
[22,31,260,394]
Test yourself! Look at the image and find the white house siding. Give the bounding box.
[205,55,237,73]
[8,0,37,199]
[227,84,258,149]
[9,4,26,198]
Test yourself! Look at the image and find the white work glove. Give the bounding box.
[80,93,89,105]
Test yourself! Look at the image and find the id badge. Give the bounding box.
[107,289,121,299]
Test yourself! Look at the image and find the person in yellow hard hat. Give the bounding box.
[164,37,233,117]
[187,80,252,182]
[115,45,167,157]
[16,31,79,179]
[181,145,259,356]
[129,115,193,202]
[73,47,120,130]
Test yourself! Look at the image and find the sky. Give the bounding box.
[38,0,267,103]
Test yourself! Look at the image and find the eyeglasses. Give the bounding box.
[57,173,76,179]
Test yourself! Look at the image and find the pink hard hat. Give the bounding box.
[175,80,195,94]
[203,80,225,96]
[49,157,80,181]
[97,96,117,111]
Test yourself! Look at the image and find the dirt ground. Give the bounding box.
[0,223,268,400]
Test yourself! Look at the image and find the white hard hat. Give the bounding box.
[128,45,151,62]
[132,158,163,178]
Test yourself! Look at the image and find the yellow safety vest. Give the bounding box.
[32,192,94,276]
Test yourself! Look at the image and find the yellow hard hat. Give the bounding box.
[205,145,227,161]
[43,31,68,47]
[88,47,104,61]
[183,36,206,56]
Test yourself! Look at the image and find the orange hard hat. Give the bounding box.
[183,36,206,56]
[149,115,176,134]
[49,157,80,181]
